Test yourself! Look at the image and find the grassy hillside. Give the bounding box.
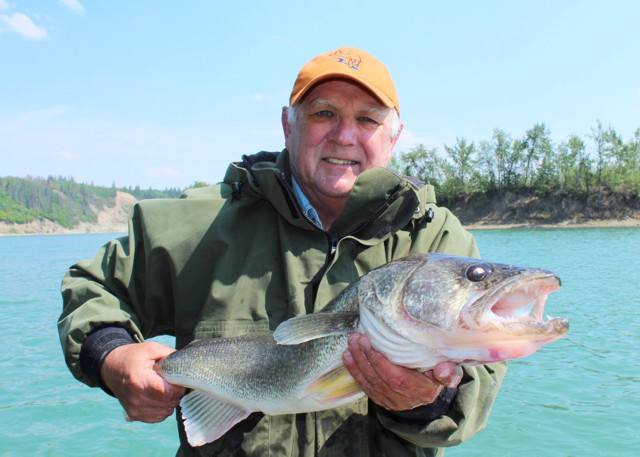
[0,176,183,229]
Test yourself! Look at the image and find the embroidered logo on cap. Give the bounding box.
[330,49,361,70]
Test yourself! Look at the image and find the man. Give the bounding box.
[59,47,506,456]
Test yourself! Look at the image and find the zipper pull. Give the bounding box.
[330,237,338,255]
[231,182,243,202]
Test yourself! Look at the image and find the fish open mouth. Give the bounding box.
[491,276,559,322]
[478,273,567,335]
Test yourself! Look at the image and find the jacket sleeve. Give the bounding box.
[375,203,508,448]
[57,204,171,386]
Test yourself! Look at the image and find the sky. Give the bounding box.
[1,1,639,189]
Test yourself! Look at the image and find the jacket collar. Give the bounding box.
[225,150,428,241]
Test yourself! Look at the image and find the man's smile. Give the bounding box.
[323,157,359,165]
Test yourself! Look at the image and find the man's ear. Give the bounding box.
[390,122,403,151]
[282,107,292,140]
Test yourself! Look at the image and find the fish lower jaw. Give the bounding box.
[480,317,570,340]
[444,335,565,365]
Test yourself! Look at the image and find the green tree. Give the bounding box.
[477,129,518,193]
[443,137,476,196]
[522,123,554,189]
[589,120,621,189]
[397,145,443,186]
[556,134,586,190]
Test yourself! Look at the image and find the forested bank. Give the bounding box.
[391,121,640,225]
[0,176,183,229]
[2,120,639,233]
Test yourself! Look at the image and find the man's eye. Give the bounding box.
[314,110,333,117]
[358,116,379,124]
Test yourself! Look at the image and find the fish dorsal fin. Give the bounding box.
[273,312,359,345]
[306,364,363,403]
[180,390,252,447]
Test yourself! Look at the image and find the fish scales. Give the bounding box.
[160,332,351,403]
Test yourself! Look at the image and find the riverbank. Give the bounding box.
[465,216,640,230]
[0,191,135,236]
[2,216,639,236]
[2,188,639,235]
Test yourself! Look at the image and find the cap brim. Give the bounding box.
[290,73,396,111]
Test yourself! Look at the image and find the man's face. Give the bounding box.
[283,79,402,210]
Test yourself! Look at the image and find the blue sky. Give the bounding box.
[1,1,639,189]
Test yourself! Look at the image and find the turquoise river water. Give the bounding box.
[0,228,638,456]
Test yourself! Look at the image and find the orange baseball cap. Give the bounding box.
[289,47,400,114]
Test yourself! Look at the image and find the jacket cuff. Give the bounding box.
[79,325,135,396]
[381,386,458,423]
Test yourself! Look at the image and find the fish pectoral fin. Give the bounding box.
[306,364,363,403]
[274,312,359,345]
[180,390,252,447]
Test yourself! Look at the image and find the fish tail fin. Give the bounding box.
[306,364,363,404]
[180,390,252,447]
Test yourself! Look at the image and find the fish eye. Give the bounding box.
[466,263,493,282]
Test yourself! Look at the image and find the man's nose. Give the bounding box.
[331,118,357,145]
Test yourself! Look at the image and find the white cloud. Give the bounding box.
[21,106,71,121]
[394,127,425,153]
[147,167,182,179]
[58,0,84,15]
[252,92,267,102]
[267,35,283,44]
[0,108,282,189]
[0,12,49,40]
[54,150,79,160]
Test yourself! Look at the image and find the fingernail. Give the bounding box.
[358,336,372,351]
[439,366,451,378]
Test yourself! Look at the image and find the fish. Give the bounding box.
[156,253,569,447]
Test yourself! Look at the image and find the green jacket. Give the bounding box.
[59,150,506,456]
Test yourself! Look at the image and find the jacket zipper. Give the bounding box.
[342,183,404,238]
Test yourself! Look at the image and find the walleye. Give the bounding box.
[156,253,569,447]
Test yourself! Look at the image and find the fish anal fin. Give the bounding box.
[274,312,359,345]
[180,390,252,447]
[306,364,362,404]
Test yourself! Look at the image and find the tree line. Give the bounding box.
[390,121,640,204]
[3,121,639,228]
[0,176,183,228]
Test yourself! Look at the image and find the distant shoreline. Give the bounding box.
[2,217,639,236]
[466,217,640,230]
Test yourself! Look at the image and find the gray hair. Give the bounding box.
[286,105,402,140]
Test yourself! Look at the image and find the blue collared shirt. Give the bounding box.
[292,178,323,229]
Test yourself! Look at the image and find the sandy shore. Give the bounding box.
[3,217,640,236]
[465,217,640,230]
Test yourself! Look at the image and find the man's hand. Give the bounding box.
[342,333,463,411]
[100,342,186,423]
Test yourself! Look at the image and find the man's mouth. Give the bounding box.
[324,158,358,165]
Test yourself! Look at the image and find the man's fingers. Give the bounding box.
[101,342,185,422]
[344,334,432,410]
[343,333,462,411]
[432,362,463,388]
[343,335,394,408]
[125,405,176,423]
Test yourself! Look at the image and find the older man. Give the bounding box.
[59,47,506,456]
